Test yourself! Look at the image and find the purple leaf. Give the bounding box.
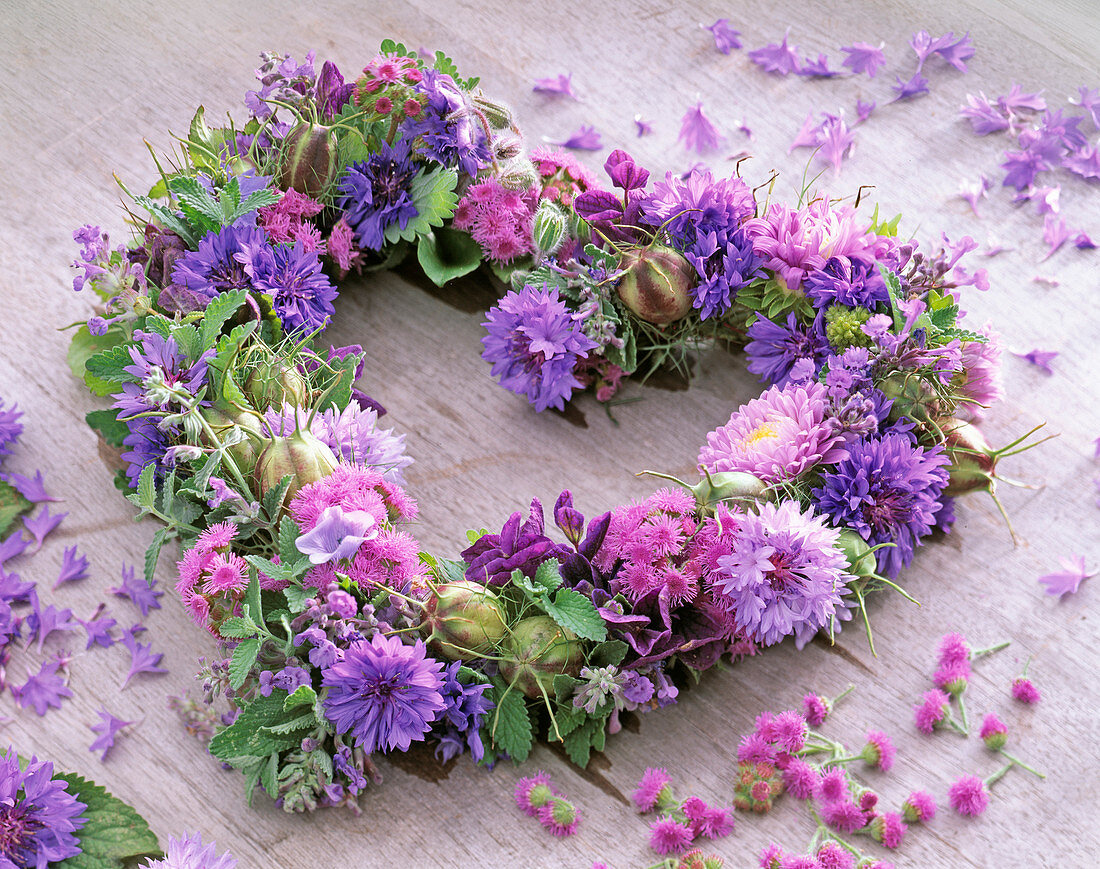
[108,563,163,617]
[840,41,886,77]
[54,544,90,588]
[12,659,72,716]
[1038,555,1096,597]
[634,115,653,137]
[119,629,167,688]
[678,102,724,153]
[551,125,602,151]
[22,506,66,552]
[604,149,650,192]
[533,73,576,99]
[1,470,59,503]
[1012,349,1058,373]
[892,72,929,102]
[748,29,801,75]
[704,18,741,54]
[89,708,136,761]
[0,531,28,568]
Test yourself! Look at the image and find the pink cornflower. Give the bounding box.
[1011,676,1041,704]
[648,816,694,854]
[914,689,950,733]
[901,790,937,824]
[633,767,673,813]
[948,774,989,816]
[979,712,1009,750]
[860,730,896,771]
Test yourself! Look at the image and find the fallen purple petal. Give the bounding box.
[788,113,824,152]
[1074,231,1096,249]
[998,84,1046,114]
[1001,149,1050,190]
[678,101,724,153]
[12,658,72,715]
[1069,85,1100,130]
[855,99,876,124]
[958,174,990,216]
[960,92,1010,135]
[0,401,22,459]
[634,115,653,137]
[840,41,886,78]
[0,531,28,568]
[1038,555,1096,597]
[817,115,856,173]
[892,71,930,102]
[1062,145,1100,180]
[89,707,136,761]
[797,53,840,77]
[2,470,59,503]
[25,589,78,652]
[1031,275,1059,287]
[54,544,90,588]
[22,506,66,551]
[748,29,801,75]
[1041,214,1072,260]
[552,125,602,151]
[933,32,975,72]
[533,73,576,99]
[1012,349,1058,373]
[78,604,117,650]
[0,568,33,604]
[120,628,167,688]
[108,563,163,617]
[704,18,741,54]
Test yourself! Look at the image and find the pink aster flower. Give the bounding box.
[678,102,724,153]
[200,552,249,594]
[868,811,907,848]
[821,798,866,833]
[698,381,847,483]
[781,758,819,800]
[948,774,989,816]
[764,710,808,753]
[1011,676,1041,704]
[648,816,694,855]
[901,789,937,824]
[860,730,896,771]
[633,767,673,813]
[815,840,856,869]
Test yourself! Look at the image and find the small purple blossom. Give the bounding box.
[109,564,163,617]
[238,240,337,334]
[143,832,238,869]
[892,72,930,102]
[1012,348,1058,373]
[78,605,117,649]
[13,659,73,715]
[634,115,653,137]
[54,545,89,588]
[22,506,66,552]
[797,54,840,78]
[89,708,136,761]
[748,29,801,75]
[552,125,602,151]
[704,19,741,54]
[25,589,78,651]
[119,629,168,688]
[960,92,1010,135]
[295,505,379,565]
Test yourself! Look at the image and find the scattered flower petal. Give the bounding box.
[1011,349,1058,373]
[998,84,1046,114]
[533,73,576,99]
[1031,274,1059,287]
[551,125,602,151]
[22,506,66,551]
[25,589,78,652]
[959,92,1010,135]
[54,544,90,588]
[89,708,136,761]
[108,563,163,617]
[840,41,886,77]
[704,19,742,54]
[855,98,876,124]
[634,115,653,137]
[748,29,801,75]
[797,53,840,78]
[1074,230,1096,249]
[119,629,168,688]
[1069,85,1100,130]
[1062,144,1100,179]
[817,115,855,173]
[1,470,59,503]
[0,530,28,568]
[12,659,72,715]
[1037,555,1096,597]
[1041,214,1072,260]
[788,113,823,152]
[678,101,724,153]
[958,174,990,216]
[78,604,117,650]
[892,71,930,102]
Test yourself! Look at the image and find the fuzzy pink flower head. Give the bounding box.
[934,659,971,695]
[802,692,831,726]
[937,632,972,669]
[1011,676,1041,704]
[781,758,819,800]
[649,816,694,855]
[954,325,1003,420]
[817,767,850,803]
[868,811,907,849]
[815,840,856,869]
[633,767,673,813]
[766,710,808,753]
[759,844,787,869]
[738,731,778,765]
[538,796,581,836]
[201,552,250,594]
[901,789,937,824]
[699,381,847,483]
[948,774,989,816]
[515,771,558,817]
[979,712,1009,750]
[914,689,950,734]
[821,798,867,833]
[683,797,735,839]
[861,729,896,771]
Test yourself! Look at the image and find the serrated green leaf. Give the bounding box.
[243,566,264,624]
[133,195,199,247]
[314,354,357,413]
[436,557,467,585]
[170,323,203,360]
[260,711,316,735]
[940,327,988,343]
[416,227,483,287]
[136,463,156,510]
[85,345,138,384]
[219,616,259,639]
[68,326,128,396]
[228,637,260,690]
[200,289,249,350]
[587,639,628,669]
[54,771,159,866]
[278,516,302,563]
[233,187,280,222]
[84,409,128,449]
[561,715,606,767]
[0,480,32,538]
[283,583,312,613]
[543,588,607,642]
[384,167,458,244]
[260,475,293,521]
[245,555,286,588]
[143,316,172,339]
[880,267,906,331]
[258,752,279,799]
[209,690,294,760]
[490,684,533,763]
[284,684,317,710]
[532,558,564,593]
[143,526,168,584]
[169,175,224,233]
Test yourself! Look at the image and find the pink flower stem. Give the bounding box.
[998,750,1046,779]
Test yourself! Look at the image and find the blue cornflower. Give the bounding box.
[335,140,419,251]
[400,70,491,176]
[0,749,86,865]
[641,168,756,243]
[813,432,950,578]
[745,311,830,387]
[804,255,889,310]
[171,224,268,303]
[481,283,598,412]
[684,226,766,319]
[238,240,336,333]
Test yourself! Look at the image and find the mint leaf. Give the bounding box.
[0,480,32,538]
[284,684,317,710]
[85,345,137,385]
[200,289,249,351]
[532,559,564,593]
[490,684,533,763]
[543,588,607,642]
[143,527,168,584]
[561,715,606,767]
[85,409,129,449]
[68,326,127,397]
[278,516,302,563]
[228,637,260,690]
[54,771,159,867]
[219,616,259,639]
[209,690,300,761]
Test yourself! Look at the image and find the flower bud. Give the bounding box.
[531,202,567,256]
[200,406,266,473]
[499,616,583,699]
[244,362,309,411]
[278,123,338,198]
[421,580,508,660]
[941,418,996,496]
[471,95,516,130]
[254,428,338,504]
[615,245,695,325]
[836,529,876,577]
[492,132,524,161]
[497,157,538,191]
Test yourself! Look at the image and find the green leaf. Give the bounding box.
[219,616,259,639]
[283,583,312,614]
[562,716,606,767]
[284,684,317,710]
[132,195,199,247]
[143,316,172,339]
[169,175,224,235]
[0,480,32,537]
[385,167,458,244]
[314,353,357,413]
[85,345,138,385]
[243,567,264,624]
[200,289,249,350]
[259,711,316,735]
[170,323,203,360]
[490,684,533,763]
[186,105,228,173]
[209,320,257,405]
[209,690,298,760]
[228,637,260,690]
[587,639,628,669]
[67,326,127,396]
[542,588,607,642]
[143,526,168,584]
[54,771,159,867]
[532,559,564,593]
[84,411,128,451]
[928,302,960,331]
[416,227,483,287]
[880,267,906,332]
[279,516,302,563]
[258,752,280,799]
[135,464,156,511]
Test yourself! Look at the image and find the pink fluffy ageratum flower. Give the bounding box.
[817,767,849,803]
[649,816,695,854]
[802,692,831,726]
[515,770,558,817]
[538,797,581,836]
[937,632,971,668]
[948,774,989,816]
[861,729,896,771]
[868,811,908,848]
[821,798,867,833]
[979,712,1009,750]
[632,767,673,813]
[453,178,537,263]
[699,380,847,483]
[1011,676,1041,704]
[781,758,819,800]
[914,688,950,734]
[902,789,937,824]
[815,840,857,869]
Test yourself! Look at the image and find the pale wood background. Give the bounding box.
[2,0,1099,866]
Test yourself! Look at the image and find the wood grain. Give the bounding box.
[2,0,1098,865]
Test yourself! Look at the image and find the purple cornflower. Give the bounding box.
[0,400,22,459]
[336,139,419,252]
[142,832,238,869]
[88,708,136,761]
[744,311,830,388]
[481,283,598,412]
[120,629,167,688]
[748,29,801,75]
[238,240,336,333]
[684,228,765,319]
[642,168,755,242]
[710,500,851,646]
[321,634,445,753]
[804,256,888,310]
[705,19,741,54]
[433,660,494,763]
[813,432,949,579]
[13,659,73,715]
[840,41,886,77]
[797,53,840,78]
[0,750,86,865]
[401,69,491,175]
[171,224,267,304]
[109,564,163,617]
[54,545,89,588]
[1001,149,1050,191]
[22,507,66,552]
[678,102,724,153]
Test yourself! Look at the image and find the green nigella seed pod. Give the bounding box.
[531,201,567,256]
[879,373,941,425]
[244,362,309,412]
[254,428,338,504]
[200,405,266,474]
[615,245,696,325]
[421,580,508,661]
[692,471,770,510]
[941,418,996,496]
[278,123,338,199]
[499,615,583,700]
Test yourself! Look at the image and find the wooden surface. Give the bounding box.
[3,1,1099,865]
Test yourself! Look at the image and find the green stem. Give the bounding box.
[985,762,1015,789]
[830,684,856,707]
[956,690,970,734]
[999,750,1046,779]
[972,640,1011,660]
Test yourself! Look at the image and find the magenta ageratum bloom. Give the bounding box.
[698,380,847,483]
[710,500,852,646]
[481,283,598,411]
[948,774,989,816]
[0,749,86,866]
[321,633,445,753]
